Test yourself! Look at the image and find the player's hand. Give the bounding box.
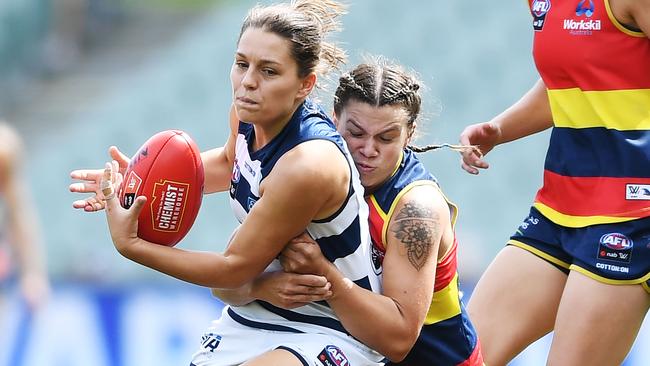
[280,233,329,275]
[69,146,130,211]
[101,161,145,256]
[251,271,332,309]
[459,122,501,175]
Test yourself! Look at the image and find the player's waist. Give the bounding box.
[545,127,650,178]
[534,169,650,227]
[229,301,346,337]
[227,303,383,358]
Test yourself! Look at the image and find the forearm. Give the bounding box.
[119,241,252,289]
[324,265,420,361]
[493,78,553,144]
[6,182,46,277]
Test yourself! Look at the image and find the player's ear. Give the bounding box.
[332,111,339,128]
[296,73,316,99]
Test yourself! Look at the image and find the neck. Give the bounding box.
[252,99,305,151]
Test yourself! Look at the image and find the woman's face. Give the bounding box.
[336,100,412,193]
[231,28,313,129]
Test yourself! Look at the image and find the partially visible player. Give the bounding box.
[460,0,650,364]
[0,122,49,311]
[71,1,385,365]
[215,59,484,365]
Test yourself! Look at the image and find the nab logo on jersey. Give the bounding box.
[318,345,350,366]
[598,233,633,264]
[532,0,551,31]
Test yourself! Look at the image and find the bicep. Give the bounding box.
[381,185,450,315]
[202,108,239,194]
[201,146,233,194]
[223,152,335,284]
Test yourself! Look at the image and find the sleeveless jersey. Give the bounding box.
[367,149,483,366]
[529,0,650,227]
[227,99,381,352]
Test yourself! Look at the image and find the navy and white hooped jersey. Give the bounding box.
[227,99,381,347]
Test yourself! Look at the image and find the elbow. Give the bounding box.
[379,328,420,362]
[383,340,415,363]
[206,276,248,289]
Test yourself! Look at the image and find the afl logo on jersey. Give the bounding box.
[371,244,384,275]
[231,158,241,183]
[318,345,350,366]
[532,0,551,31]
[532,0,551,17]
[600,233,633,251]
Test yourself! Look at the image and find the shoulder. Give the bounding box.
[269,139,348,191]
[391,183,451,225]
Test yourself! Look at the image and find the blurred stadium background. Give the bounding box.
[0,0,647,365]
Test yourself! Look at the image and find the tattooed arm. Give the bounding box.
[282,184,449,361]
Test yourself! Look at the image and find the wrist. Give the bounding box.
[323,263,353,300]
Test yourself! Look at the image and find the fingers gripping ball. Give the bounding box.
[118,130,204,247]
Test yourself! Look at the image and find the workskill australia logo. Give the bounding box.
[575,0,594,17]
[564,0,600,35]
[626,184,650,200]
[597,232,633,264]
[532,0,551,31]
[318,345,350,366]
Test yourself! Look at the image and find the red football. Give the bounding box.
[118,130,204,247]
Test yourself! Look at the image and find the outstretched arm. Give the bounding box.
[70,105,240,210]
[0,125,50,310]
[459,78,553,174]
[101,139,348,289]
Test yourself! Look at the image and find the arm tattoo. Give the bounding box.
[390,201,439,271]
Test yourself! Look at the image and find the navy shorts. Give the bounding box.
[508,207,650,293]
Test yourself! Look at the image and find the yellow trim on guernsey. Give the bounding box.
[533,202,635,228]
[547,88,650,130]
[604,0,646,37]
[424,273,462,325]
[381,180,438,246]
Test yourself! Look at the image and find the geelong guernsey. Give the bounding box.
[227,99,381,351]
[367,150,483,366]
[529,0,650,227]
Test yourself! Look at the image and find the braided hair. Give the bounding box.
[334,57,478,155]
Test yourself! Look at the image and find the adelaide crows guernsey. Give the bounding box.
[367,149,483,366]
[227,99,381,351]
[530,0,650,227]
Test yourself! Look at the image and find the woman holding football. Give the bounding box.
[71,1,387,365]
[213,58,485,366]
